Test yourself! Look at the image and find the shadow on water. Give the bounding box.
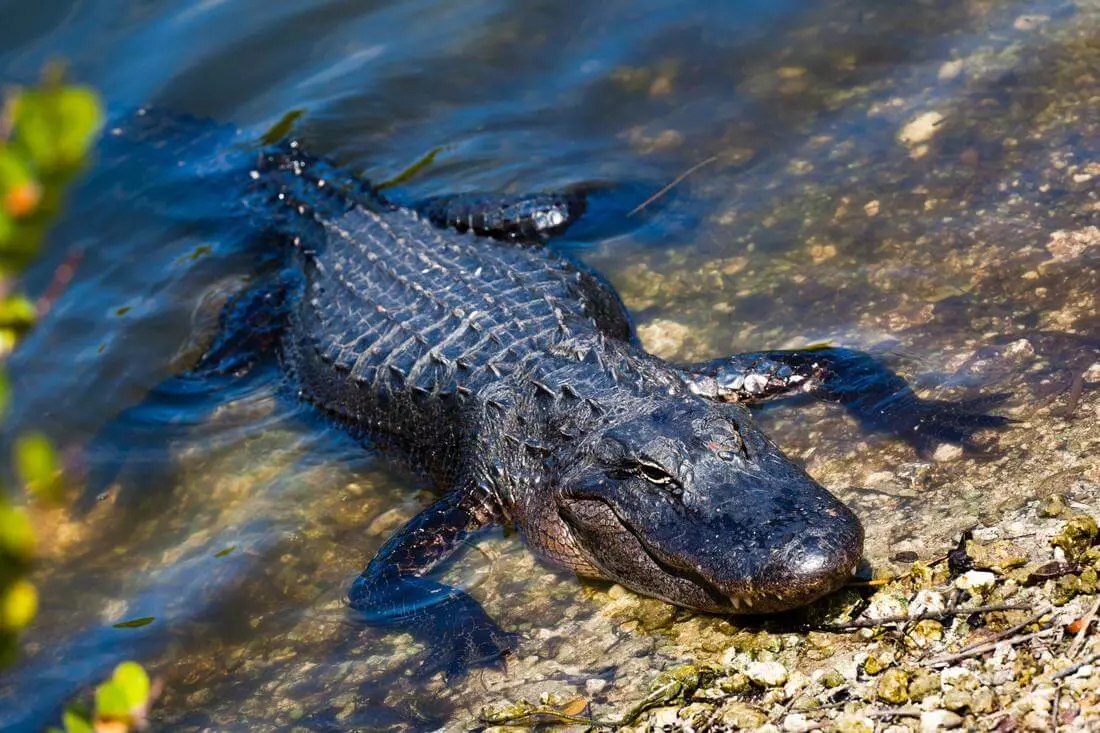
[0,0,1097,729]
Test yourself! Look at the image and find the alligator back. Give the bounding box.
[262,157,605,484]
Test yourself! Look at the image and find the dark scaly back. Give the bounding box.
[252,143,619,486]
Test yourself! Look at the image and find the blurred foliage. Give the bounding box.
[47,661,158,733]
[0,63,102,668]
[0,66,155,731]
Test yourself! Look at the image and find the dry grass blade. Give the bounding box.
[925,626,1057,667]
[812,602,1033,632]
[627,155,718,217]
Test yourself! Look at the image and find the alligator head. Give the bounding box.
[533,396,864,614]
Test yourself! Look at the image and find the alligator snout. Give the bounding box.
[726,505,864,613]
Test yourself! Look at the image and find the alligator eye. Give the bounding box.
[634,461,675,486]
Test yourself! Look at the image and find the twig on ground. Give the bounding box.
[1052,651,1100,681]
[865,707,922,719]
[811,602,1033,632]
[930,605,1054,661]
[925,626,1057,667]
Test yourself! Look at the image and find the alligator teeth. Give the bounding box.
[743,597,754,609]
[730,597,741,611]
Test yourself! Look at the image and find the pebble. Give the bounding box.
[909,670,942,701]
[833,713,874,733]
[1004,338,1036,359]
[955,570,997,593]
[1046,226,1100,261]
[647,706,680,729]
[637,319,690,358]
[584,678,608,695]
[938,59,964,81]
[911,619,945,647]
[932,443,964,462]
[909,590,947,617]
[898,111,945,146]
[746,660,788,687]
[941,667,982,692]
[782,712,813,732]
[877,667,910,703]
[920,710,963,732]
[942,689,970,711]
[719,701,768,729]
[1021,710,1051,730]
[1014,14,1050,31]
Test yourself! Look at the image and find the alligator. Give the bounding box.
[89,109,1009,678]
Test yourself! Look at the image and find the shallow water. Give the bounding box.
[1,0,1098,730]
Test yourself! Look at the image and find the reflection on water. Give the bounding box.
[1,0,1098,729]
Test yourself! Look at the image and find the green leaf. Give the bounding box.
[0,210,13,246]
[112,661,150,710]
[0,579,38,630]
[0,504,35,559]
[12,86,103,172]
[213,546,236,558]
[259,108,306,146]
[13,431,60,501]
[0,149,35,193]
[93,680,130,719]
[50,88,103,166]
[375,146,446,191]
[60,709,93,733]
[0,294,37,331]
[112,616,155,629]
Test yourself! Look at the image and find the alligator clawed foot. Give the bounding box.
[416,622,520,683]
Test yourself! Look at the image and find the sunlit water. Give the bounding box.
[1,0,1098,729]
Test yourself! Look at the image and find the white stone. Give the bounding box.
[955,570,997,593]
[746,660,789,687]
[909,589,947,617]
[940,667,981,691]
[585,678,608,695]
[932,443,964,462]
[1046,226,1100,261]
[782,712,813,732]
[898,111,945,146]
[647,706,680,729]
[938,59,964,81]
[1004,338,1036,358]
[637,319,691,358]
[921,710,964,732]
[1014,14,1050,31]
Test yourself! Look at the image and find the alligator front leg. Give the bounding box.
[676,346,1012,454]
[348,487,518,680]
